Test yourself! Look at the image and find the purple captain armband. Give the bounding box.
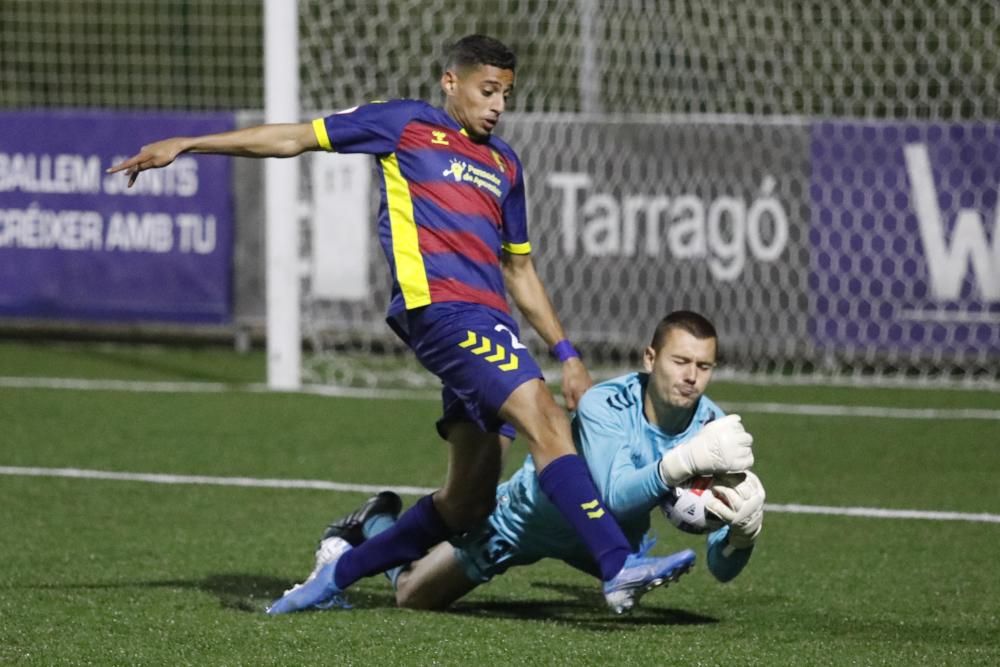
[551,339,580,362]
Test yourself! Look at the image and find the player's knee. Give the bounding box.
[435,492,495,532]
[450,496,496,532]
[523,400,575,467]
[395,585,447,611]
[396,589,435,610]
[471,494,497,523]
[540,399,570,437]
[518,389,569,438]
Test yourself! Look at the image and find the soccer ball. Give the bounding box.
[660,476,728,534]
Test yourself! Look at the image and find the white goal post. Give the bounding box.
[264,0,301,390]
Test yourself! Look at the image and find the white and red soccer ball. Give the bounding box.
[660,475,734,534]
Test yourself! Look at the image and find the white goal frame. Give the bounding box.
[264,0,301,389]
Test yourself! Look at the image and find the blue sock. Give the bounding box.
[361,514,405,587]
[362,514,395,539]
[537,454,630,581]
[333,494,449,590]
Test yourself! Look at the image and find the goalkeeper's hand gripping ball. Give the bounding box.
[660,476,729,534]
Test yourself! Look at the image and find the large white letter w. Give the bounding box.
[904,143,1000,302]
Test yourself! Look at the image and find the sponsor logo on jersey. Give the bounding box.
[442,159,503,198]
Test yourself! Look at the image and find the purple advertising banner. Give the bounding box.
[810,121,1000,355]
[0,110,234,323]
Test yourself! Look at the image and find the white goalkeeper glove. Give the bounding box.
[658,414,754,487]
[704,470,765,552]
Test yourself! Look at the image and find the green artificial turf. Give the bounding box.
[1,340,998,665]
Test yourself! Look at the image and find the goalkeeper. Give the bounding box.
[276,311,765,611]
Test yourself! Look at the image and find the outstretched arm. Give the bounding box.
[106,122,319,187]
[502,251,592,409]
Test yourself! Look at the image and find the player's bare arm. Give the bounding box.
[501,251,592,409]
[106,122,319,187]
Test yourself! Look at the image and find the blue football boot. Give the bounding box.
[266,537,352,614]
[603,548,696,614]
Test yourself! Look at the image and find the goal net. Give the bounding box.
[295,0,1000,388]
[2,0,997,388]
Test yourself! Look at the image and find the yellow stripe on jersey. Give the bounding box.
[381,153,431,308]
[312,118,332,151]
[502,241,532,255]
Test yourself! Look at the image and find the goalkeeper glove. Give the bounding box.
[704,470,765,551]
[658,414,754,487]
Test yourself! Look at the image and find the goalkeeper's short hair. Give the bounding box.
[650,311,717,351]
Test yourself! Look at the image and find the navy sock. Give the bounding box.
[333,494,449,590]
[362,514,405,587]
[537,454,630,581]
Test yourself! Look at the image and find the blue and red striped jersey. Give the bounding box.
[313,99,530,319]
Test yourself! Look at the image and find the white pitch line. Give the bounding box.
[0,375,438,400]
[0,376,236,394]
[0,466,436,497]
[721,401,1000,421]
[2,466,998,525]
[766,503,1000,524]
[4,376,1000,420]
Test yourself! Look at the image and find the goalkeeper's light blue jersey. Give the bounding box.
[484,371,749,581]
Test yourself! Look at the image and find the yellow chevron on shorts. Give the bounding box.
[580,499,605,519]
[498,354,519,371]
[458,331,478,348]
[457,333,521,372]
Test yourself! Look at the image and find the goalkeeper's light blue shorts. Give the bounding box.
[450,478,599,583]
[450,480,540,582]
[402,303,544,440]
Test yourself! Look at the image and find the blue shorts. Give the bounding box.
[397,303,544,439]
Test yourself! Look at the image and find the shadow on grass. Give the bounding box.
[448,580,718,631]
[29,573,288,613]
[196,573,291,612]
[30,573,717,628]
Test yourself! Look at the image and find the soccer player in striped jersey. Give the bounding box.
[294,311,766,610]
[109,36,754,615]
